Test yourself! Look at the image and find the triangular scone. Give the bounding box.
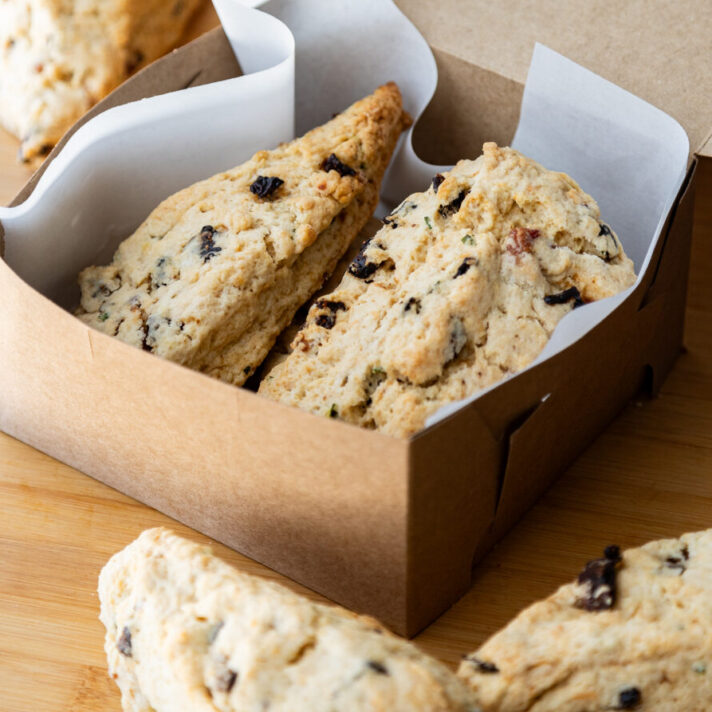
[99,529,482,712]
[458,530,712,711]
[0,0,204,163]
[258,143,636,437]
[77,83,410,385]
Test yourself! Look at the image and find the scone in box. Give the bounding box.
[0,1,709,636]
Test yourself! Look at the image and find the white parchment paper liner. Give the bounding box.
[0,0,689,432]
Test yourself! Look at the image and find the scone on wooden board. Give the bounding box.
[99,528,482,712]
[258,143,637,437]
[0,0,205,163]
[458,530,712,711]
[77,83,410,386]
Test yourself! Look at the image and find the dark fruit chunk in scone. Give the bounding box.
[616,687,642,709]
[198,225,222,263]
[117,626,132,657]
[543,286,584,308]
[438,189,468,217]
[574,544,622,611]
[314,299,347,329]
[249,176,284,199]
[322,153,357,177]
[506,227,540,257]
[348,238,386,280]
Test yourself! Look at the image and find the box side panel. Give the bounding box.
[0,261,411,630]
[637,161,697,388]
[404,412,499,636]
[482,299,656,546]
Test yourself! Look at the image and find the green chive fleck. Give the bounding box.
[693,661,707,674]
[371,366,386,376]
[328,404,338,418]
[424,216,433,230]
[98,312,109,322]
[462,234,474,245]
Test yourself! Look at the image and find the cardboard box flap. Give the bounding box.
[397,0,712,158]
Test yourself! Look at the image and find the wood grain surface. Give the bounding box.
[2,5,712,709]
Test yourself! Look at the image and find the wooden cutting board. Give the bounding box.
[2,5,712,709]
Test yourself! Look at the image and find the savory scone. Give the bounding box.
[258,143,636,437]
[0,0,204,163]
[458,530,712,711]
[77,83,410,386]
[99,528,481,712]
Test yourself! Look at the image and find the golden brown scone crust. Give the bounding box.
[77,83,409,385]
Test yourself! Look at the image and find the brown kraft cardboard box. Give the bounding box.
[1,0,710,635]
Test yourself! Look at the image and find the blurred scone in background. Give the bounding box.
[0,0,216,164]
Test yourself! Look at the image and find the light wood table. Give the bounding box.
[2,7,711,709]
